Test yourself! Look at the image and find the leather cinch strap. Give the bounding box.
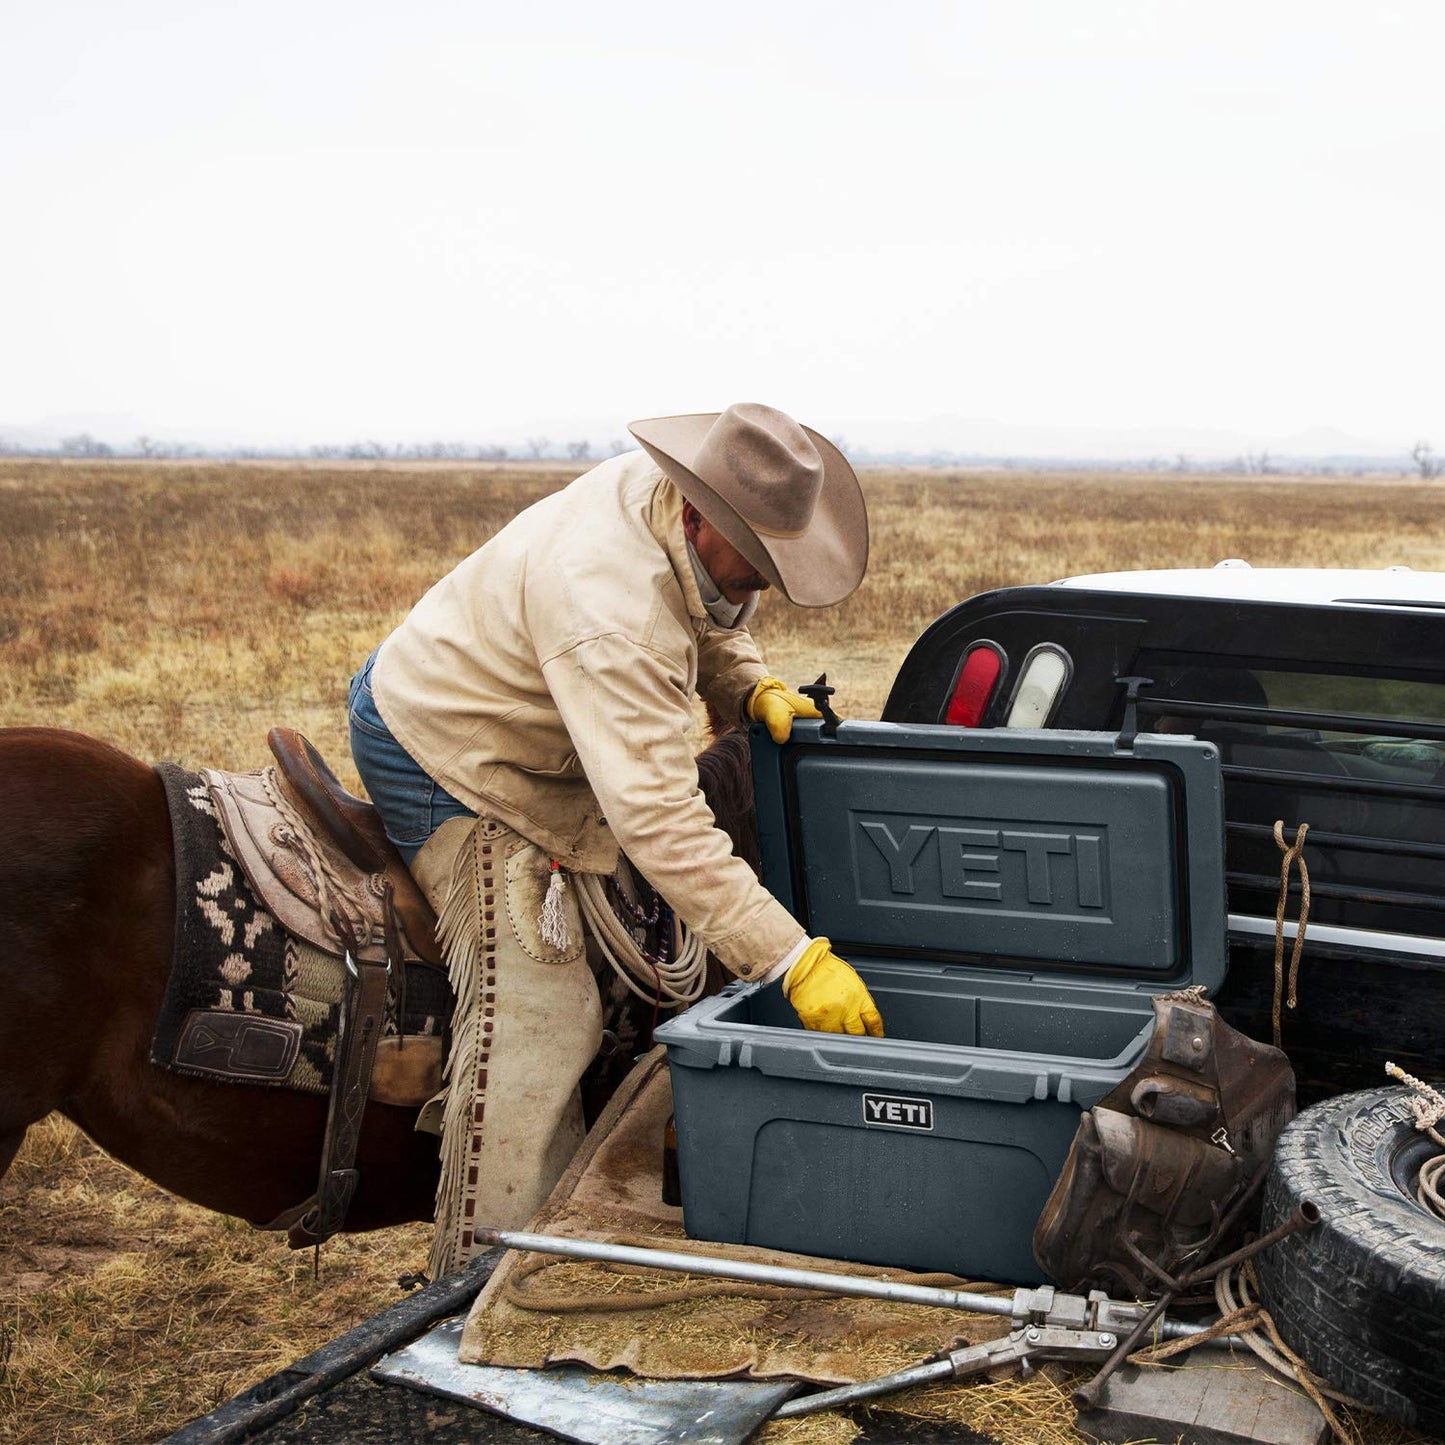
[274,912,392,1249]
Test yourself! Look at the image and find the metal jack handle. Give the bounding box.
[798,674,844,738]
[477,1228,1245,1422]
[476,1228,1248,1343]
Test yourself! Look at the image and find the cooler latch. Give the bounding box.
[1113,675,1154,754]
[799,674,844,739]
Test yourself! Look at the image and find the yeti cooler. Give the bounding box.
[654,719,1229,1284]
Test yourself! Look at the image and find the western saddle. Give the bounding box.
[258,727,445,1249]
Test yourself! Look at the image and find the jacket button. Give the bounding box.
[737,963,753,977]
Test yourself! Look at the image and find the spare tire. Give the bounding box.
[1256,1086,1445,1435]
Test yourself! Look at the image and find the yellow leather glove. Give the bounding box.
[748,676,823,744]
[782,938,885,1037]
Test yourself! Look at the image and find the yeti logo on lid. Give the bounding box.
[862,1092,934,1131]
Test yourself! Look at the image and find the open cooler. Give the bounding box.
[655,719,1229,1284]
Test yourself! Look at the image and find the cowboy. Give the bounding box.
[348,402,883,1266]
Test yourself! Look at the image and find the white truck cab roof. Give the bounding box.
[1052,562,1445,608]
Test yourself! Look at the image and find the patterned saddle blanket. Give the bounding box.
[149,763,451,1098]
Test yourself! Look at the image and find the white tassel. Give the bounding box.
[539,861,571,952]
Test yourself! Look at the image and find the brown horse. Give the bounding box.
[0,725,756,1236]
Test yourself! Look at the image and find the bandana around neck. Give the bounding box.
[686,538,759,630]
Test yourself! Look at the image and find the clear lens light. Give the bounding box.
[1006,648,1070,727]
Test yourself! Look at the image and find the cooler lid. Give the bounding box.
[750,719,1228,994]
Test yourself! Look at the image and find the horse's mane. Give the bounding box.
[696,726,759,879]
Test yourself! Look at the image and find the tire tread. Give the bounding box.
[1256,1087,1445,1434]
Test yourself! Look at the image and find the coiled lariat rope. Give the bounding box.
[1385,1061,1445,1220]
[574,870,709,1006]
[1271,820,1311,1049]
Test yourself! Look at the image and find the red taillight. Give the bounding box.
[945,643,1005,726]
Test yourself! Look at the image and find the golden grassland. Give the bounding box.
[1,458,1441,1444]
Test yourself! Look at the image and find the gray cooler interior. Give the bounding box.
[657,722,1228,1283]
[719,959,1161,1063]
[714,962,1155,1065]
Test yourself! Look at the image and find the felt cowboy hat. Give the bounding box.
[628,402,869,608]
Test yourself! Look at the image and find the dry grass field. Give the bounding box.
[2,458,1441,1444]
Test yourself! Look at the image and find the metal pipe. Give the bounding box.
[771,1356,962,1418]
[480,1227,1252,1423]
[1180,1201,1320,1287]
[1072,1293,1173,1411]
[476,1228,1016,1318]
[1155,1315,1237,1344]
[478,1228,1238,1348]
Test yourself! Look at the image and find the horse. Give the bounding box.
[0,724,757,1237]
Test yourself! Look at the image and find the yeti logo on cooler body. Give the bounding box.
[862,1092,934,1131]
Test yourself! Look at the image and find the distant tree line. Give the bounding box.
[0,431,1439,477]
[845,446,1445,478]
[0,433,637,463]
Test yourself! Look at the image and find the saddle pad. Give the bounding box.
[150,762,450,1094]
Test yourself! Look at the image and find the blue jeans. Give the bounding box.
[348,648,476,864]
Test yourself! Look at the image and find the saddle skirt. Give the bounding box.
[202,764,430,968]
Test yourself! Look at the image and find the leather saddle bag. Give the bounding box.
[1033,990,1295,1296]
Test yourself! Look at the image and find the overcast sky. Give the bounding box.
[3,1,1442,454]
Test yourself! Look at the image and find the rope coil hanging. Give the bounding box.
[1271,820,1311,1049]
[574,870,709,1007]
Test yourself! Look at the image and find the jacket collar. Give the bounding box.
[647,474,708,623]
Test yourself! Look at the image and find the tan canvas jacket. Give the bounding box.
[371,450,807,979]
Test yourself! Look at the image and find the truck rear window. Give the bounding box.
[1141,660,1445,941]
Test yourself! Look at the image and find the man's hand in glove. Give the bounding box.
[747,676,822,744]
[783,938,885,1036]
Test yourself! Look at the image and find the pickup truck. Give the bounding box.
[883,563,1445,1102]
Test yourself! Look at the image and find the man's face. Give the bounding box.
[684,504,770,605]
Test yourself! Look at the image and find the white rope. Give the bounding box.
[1213,1260,1363,1442]
[574,871,710,1007]
[1213,1260,1306,1386]
[1385,1061,1445,1220]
